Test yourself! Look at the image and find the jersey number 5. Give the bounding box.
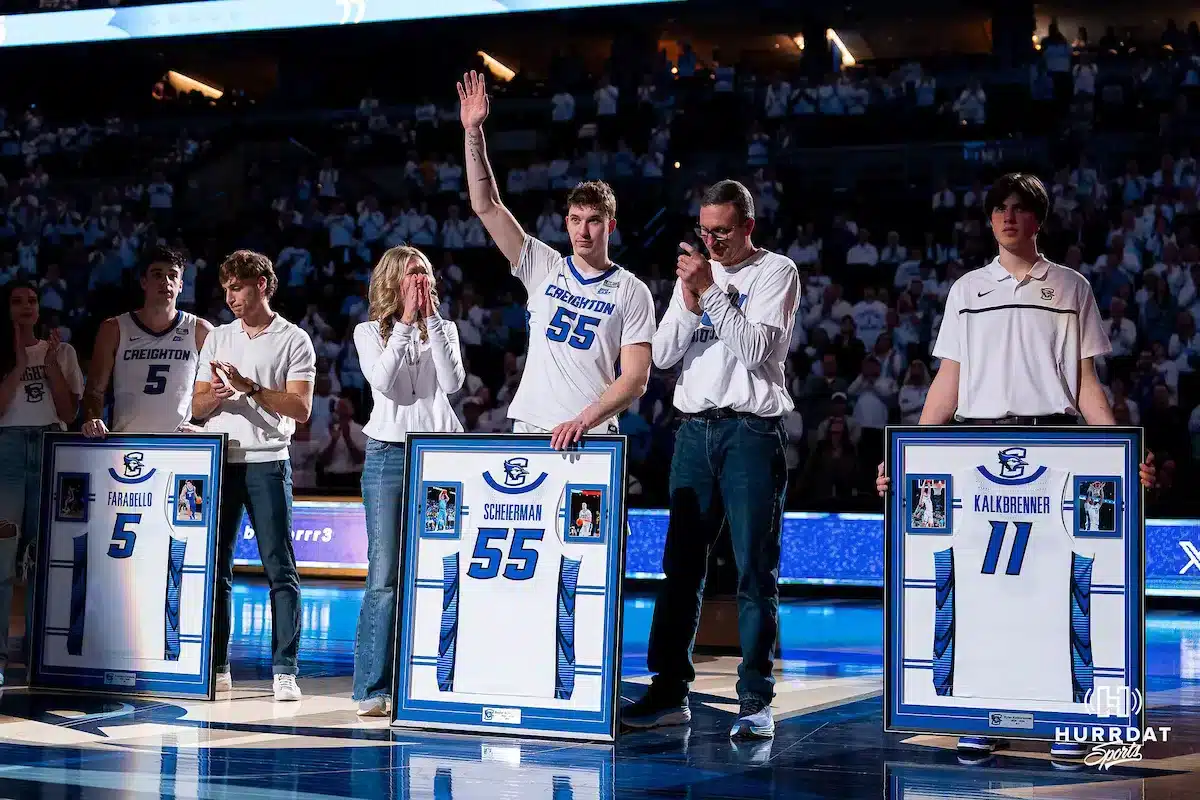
[144,364,170,395]
[468,527,542,581]
[108,513,140,559]
[546,307,600,350]
[981,520,1032,576]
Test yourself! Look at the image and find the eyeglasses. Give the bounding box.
[694,226,735,242]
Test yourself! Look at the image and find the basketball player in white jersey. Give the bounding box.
[82,247,212,437]
[914,487,934,528]
[1083,480,1104,531]
[577,502,593,537]
[457,71,656,449]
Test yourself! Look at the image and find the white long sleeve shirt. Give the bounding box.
[354,315,465,443]
[653,248,800,417]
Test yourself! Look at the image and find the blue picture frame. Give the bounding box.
[31,432,226,700]
[393,434,627,742]
[170,473,210,528]
[902,473,954,536]
[884,426,1144,741]
[53,471,92,524]
[563,483,608,544]
[1072,474,1123,540]
[419,480,465,540]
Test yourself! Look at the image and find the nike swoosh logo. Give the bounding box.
[128,337,144,342]
[977,290,996,298]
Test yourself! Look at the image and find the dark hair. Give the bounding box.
[700,179,755,222]
[219,250,278,298]
[0,280,39,379]
[566,181,617,220]
[141,245,186,276]
[984,173,1050,226]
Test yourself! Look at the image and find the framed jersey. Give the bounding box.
[884,426,1144,741]
[392,434,627,742]
[30,432,225,699]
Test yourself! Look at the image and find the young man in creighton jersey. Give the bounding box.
[933,448,1088,703]
[458,71,655,449]
[82,247,212,437]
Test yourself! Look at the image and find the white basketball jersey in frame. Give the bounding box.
[436,461,581,700]
[933,459,1093,703]
[506,236,655,431]
[67,457,189,663]
[112,311,200,433]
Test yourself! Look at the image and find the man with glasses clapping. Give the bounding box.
[621,180,800,740]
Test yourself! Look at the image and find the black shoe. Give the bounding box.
[621,685,691,729]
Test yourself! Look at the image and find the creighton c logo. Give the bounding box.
[997,447,1028,479]
[502,457,529,487]
[123,452,145,478]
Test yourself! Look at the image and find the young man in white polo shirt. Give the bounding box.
[622,180,800,740]
[192,250,316,702]
[876,173,1155,762]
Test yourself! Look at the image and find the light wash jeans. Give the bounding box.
[352,438,406,701]
[0,424,55,674]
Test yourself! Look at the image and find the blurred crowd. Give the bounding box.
[0,17,1198,516]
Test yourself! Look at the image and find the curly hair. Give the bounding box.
[566,180,617,220]
[219,250,278,298]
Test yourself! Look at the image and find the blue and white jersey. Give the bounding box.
[506,236,656,431]
[42,449,210,671]
[413,454,608,703]
[933,457,1093,703]
[112,311,200,433]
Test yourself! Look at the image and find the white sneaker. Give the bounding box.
[356,696,389,717]
[215,672,233,693]
[273,673,302,702]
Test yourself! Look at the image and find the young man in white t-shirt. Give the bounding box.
[192,251,316,702]
[457,71,655,449]
[623,180,800,740]
[82,246,212,437]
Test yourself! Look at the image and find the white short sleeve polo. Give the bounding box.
[197,314,316,463]
[932,257,1111,419]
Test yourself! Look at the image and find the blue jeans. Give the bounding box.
[0,425,53,672]
[353,438,406,701]
[214,459,301,675]
[646,416,788,702]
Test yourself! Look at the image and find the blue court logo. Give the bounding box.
[502,457,529,487]
[123,452,146,478]
[997,447,1028,479]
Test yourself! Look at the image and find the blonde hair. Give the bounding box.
[369,246,439,344]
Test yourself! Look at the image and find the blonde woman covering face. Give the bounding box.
[351,246,465,717]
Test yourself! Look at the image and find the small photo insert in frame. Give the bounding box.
[173,475,207,526]
[55,472,90,523]
[1077,477,1117,534]
[425,484,458,534]
[566,486,605,542]
[909,478,947,531]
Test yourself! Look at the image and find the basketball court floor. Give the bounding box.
[1,581,1198,798]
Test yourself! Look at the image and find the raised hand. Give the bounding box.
[45,328,61,362]
[457,70,490,131]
